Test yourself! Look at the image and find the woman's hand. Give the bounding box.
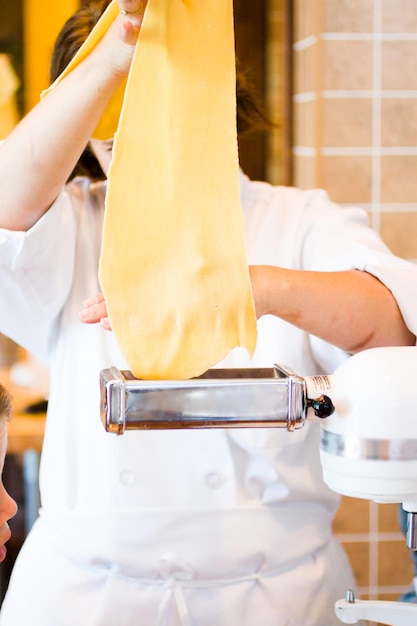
[80,267,267,333]
[108,1,148,75]
[79,293,112,330]
[92,1,148,78]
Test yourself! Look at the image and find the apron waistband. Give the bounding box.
[39,507,332,625]
[76,548,326,626]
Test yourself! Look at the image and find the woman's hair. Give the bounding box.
[0,384,12,422]
[235,63,273,137]
[51,0,273,181]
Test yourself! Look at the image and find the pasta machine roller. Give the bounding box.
[99,363,333,434]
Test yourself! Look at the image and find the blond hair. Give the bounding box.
[0,384,12,421]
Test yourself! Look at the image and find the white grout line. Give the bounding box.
[371,0,382,233]
[292,92,317,103]
[294,146,417,155]
[357,585,409,595]
[292,146,317,156]
[320,32,417,41]
[294,90,417,99]
[320,90,417,98]
[335,532,406,543]
[368,501,380,608]
[320,147,417,155]
[293,35,317,51]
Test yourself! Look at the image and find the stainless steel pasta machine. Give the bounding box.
[100,346,417,625]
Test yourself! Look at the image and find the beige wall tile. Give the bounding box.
[294,100,316,146]
[322,41,373,91]
[381,156,417,203]
[378,540,414,586]
[382,41,417,90]
[294,47,316,95]
[321,155,372,203]
[382,0,417,33]
[381,98,417,147]
[342,541,370,588]
[323,0,374,33]
[294,0,316,42]
[293,155,317,189]
[378,502,402,533]
[380,211,417,258]
[321,98,373,147]
[333,496,370,533]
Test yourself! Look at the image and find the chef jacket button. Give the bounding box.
[119,469,135,485]
[205,472,222,489]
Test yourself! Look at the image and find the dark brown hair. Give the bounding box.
[50,0,111,180]
[50,0,273,181]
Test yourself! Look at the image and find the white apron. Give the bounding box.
[1,507,357,626]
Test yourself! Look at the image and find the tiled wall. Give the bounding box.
[291,0,417,618]
[293,0,417,261]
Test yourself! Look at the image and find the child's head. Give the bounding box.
[0,384,18,563]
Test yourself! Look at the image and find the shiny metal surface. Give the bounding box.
[320,430,417,460]
[406,511,417,551]
[100,365,308,434]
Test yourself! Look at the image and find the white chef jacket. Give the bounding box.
[0,171,416,626]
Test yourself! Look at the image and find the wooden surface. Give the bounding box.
[0,368,46,455]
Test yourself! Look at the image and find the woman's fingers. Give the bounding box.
[118,0,146,16]
[114,1,148,55]
[79,293,110,328]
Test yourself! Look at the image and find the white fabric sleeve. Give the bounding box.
[301,191,417,335]
[298,190,417,371]
[0,190,77,360]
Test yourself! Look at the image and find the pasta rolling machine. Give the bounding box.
[100,346,417,625]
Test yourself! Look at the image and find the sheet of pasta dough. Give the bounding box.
[52,0,258,379]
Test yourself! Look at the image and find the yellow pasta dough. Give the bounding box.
[51,0,258,379]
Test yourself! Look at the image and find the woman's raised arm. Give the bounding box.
[0,1,146,231]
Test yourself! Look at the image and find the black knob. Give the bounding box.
[307,395,335,419]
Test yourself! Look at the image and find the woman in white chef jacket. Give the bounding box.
[0,1,416,625]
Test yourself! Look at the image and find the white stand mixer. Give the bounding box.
[100,345,417,625]
[307,345,417,625]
